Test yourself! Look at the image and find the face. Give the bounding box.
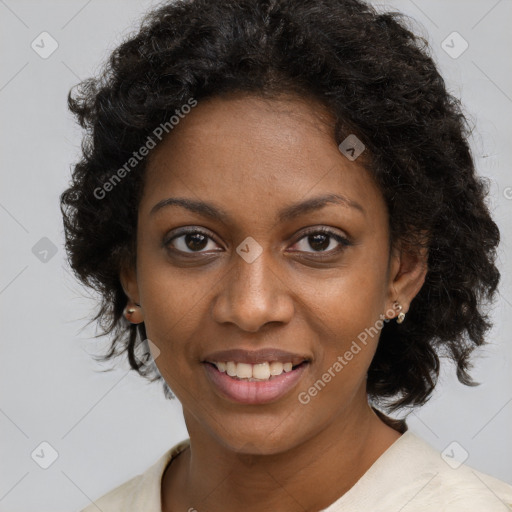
[121,93,426,454]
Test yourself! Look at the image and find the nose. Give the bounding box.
[211,247,295,333]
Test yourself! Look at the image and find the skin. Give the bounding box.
[121,92,428,512]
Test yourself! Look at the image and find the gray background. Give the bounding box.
[1,0,511,510]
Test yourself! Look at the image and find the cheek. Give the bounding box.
[141,286,201,359]
[303,247,389,335]
[136,227,207,337]
[298,282,384,409]
[135,255,208,382]
[298,246,389,385]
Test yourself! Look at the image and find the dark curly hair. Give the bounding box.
[60,0,500,412]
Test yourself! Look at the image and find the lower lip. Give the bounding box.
[203,362,309,405]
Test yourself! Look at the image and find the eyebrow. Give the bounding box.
[149,193,365,222]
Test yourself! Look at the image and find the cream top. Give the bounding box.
[80,431,512,511]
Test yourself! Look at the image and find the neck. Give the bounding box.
[162,399,402,512]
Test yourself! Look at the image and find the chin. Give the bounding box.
[204,411,308,456]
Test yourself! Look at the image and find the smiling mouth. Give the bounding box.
[203,360,310,405]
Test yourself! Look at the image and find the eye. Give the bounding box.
[164,228,221,254]
[290,227,351,255]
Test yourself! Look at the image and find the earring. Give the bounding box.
[393,301,406,324]
[124,303,142,323]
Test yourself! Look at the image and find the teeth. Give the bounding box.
[236,363,252,379]
[212,360,299,380]
[269,361,283,375]
[226,361,237,377]
[253,362,270,380]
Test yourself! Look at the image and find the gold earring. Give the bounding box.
[124,304,139,320]
[393,301,406,324]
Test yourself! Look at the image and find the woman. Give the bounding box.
[61,0,512,510]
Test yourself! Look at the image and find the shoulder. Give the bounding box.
[382,431,512,511]
[427,458,512,510]
[78,439,190,512]
[80,473,142,512]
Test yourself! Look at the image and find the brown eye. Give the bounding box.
[165,228,221,254]
[291,227,351,255]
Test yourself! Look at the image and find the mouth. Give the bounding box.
[202,359,310,405]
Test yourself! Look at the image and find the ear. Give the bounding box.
[120,264,144,324]
[120,263,141,307]
[386,235,428,315]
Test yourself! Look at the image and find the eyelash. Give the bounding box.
[164,226,352,257]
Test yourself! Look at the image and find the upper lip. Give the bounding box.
[202,348,310,366]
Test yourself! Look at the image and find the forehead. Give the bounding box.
[140,93,387,226]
